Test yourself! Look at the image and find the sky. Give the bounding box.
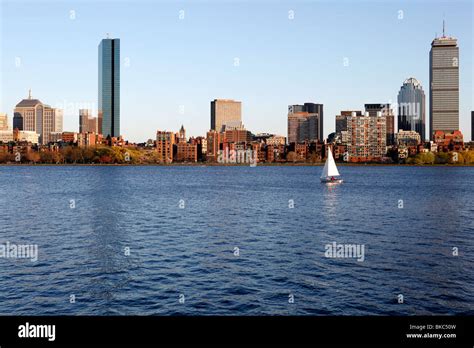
[0,0,473,142]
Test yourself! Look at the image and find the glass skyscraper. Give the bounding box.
[98,38,120,138]
[397,78,426,141]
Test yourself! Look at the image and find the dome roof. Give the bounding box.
[404,77,421,87]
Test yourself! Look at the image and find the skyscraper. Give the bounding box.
[99,37,120,138]
[13,90,62,144]
[303,103,324,141]
[398,78,426,140]
[287,103,323,144]
[79,109,98,133]
[210,99,242,132]
[429,24,459,139]
[13,112,23,130]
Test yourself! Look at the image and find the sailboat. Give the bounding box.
[320,147,343,183]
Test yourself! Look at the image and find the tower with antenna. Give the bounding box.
[429,20,459,139]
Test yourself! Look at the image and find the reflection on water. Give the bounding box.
[322,183,341,223]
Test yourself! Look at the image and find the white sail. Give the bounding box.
[321,147,340,179]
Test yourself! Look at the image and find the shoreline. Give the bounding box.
[1,163,473,167]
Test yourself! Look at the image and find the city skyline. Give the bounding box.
[0,0,472,142]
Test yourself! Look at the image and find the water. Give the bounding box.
[0,165,473,315]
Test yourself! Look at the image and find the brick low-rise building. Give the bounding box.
[434,130,464,152]
[176,142,197,162]
[156,131,175,163]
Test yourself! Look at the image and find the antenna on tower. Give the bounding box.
[28,89,32,99]
[106,32,110,39]
[443,19,445,37]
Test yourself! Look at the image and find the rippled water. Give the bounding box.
[0,165,473,315]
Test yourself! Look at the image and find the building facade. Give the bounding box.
[429,31,459,139]
[13,91,63,145]
[13,129,40,144]
[0,113,8,130]
[223,128,252,144]
[206,130,222,162]
[62,132,78,143]
[77,132,99,147]
[176,143,197,162]
[303,103,324,141]
[287,103,323,144]
[210,99,242,133]
[398,78,426,141]
[396,130,421,147]
[99,38,120,138]
[79,109,98,134]
[266,135,286,146]
[346,113,387,162]
[336,111,362,134]
[156,131,174,163]
[434,130,463,152]
[365,104,395,146]
[0,131,13,143]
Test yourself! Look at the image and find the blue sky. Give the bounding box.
[1,0,473,142]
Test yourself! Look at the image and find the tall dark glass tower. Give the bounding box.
[303,103,324,142]
[398,78,426,140]
[98,38,120,138]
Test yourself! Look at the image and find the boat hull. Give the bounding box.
[320,177,343,184]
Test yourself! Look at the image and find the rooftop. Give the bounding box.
[15,99,42,108]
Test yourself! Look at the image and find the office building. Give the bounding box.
[429,24,459,139]
[99,37,120,138]
[398,78,426,140]
[79,109,98,134]
[223,128,252,144]
[303,103,324,141]
[210,99,242,133]
[13,90,63,145]
[287,103,324,143]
